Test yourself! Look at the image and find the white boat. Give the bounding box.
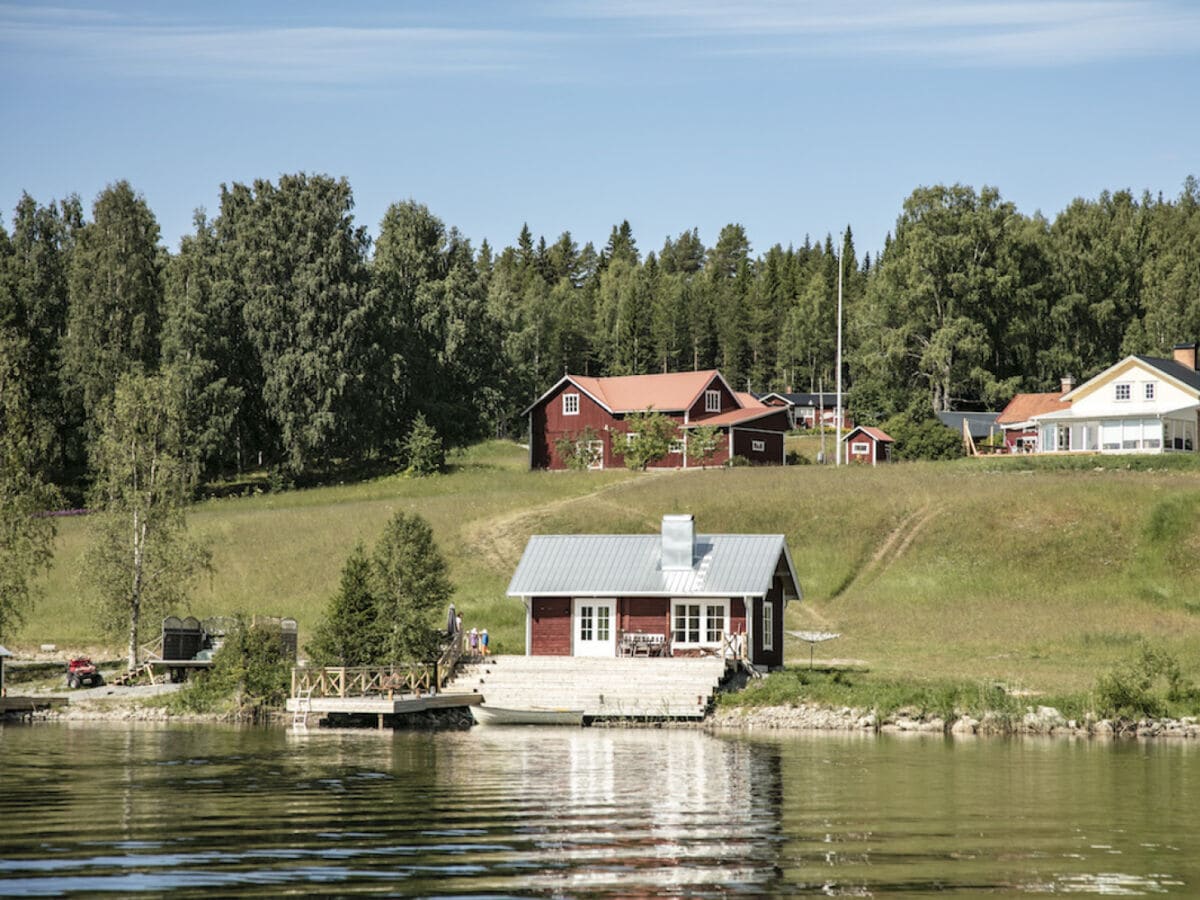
[470,705,584,726]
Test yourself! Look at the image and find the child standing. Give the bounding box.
[469,627,480,658]
[481,628,490,657]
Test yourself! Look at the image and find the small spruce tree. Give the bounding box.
[306,543,383,666]
[404,412,444,476]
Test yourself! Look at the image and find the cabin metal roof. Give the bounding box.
[506,533,801,601]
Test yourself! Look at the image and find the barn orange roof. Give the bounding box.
[569,370,725,412]
[843,426,894,443]
[997,392,1068,425]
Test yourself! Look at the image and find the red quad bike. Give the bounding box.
[66,657,104,689]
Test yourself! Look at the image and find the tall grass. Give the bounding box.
[16,443,1200,697]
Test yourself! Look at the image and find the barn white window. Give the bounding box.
[851,441,869,454]
[762,600,774,651]
[672,600,728,647]
[751,439,765,452]
[705,389,721,413]
[1114,383,1131,401]
[563,393,580,415]
[669,439,684,454]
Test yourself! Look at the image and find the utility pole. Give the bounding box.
[835,229,845,466]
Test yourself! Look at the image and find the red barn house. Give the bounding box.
[525,370,790,469]
[506,514,801,670]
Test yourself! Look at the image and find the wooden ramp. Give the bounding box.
[444,655,729,721]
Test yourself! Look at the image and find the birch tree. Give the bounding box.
[83,372,210,670]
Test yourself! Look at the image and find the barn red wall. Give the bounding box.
[532,382,617,470]
[731,424,785,464]
[730,597,747,635]
[687,376,738,421]
[530,597,571,655]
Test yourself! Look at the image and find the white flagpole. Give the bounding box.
[835,229,844,466]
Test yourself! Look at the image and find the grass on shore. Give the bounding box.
[13,440,1200,708]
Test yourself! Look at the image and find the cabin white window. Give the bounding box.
[762,600,774,651]
[625,431,638,445]
[672,600,728,647]
[669,439,684,454]
[705,389,721,413]
[563,393,580,415]
[1114,383,1131,401]
[851,441,869,455]
[751,439,765,452]
[1144,382,1156,401]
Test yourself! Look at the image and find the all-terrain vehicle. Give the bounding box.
[66,656,104,689]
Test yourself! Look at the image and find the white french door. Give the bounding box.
[574,599,616,657]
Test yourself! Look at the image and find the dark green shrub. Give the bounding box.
[786,449,811,466]
[176,614,291,719]
[882,413,964,461]
[1095,643,1188,719]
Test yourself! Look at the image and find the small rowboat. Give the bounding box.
[470,705,584,726]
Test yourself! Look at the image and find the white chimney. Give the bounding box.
[661,514,695,570]
[1060,375,1076,394]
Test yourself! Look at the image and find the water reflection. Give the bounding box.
[0,724,1197,896]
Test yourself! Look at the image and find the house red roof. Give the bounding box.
[566,370,724,413]
[997,392,1067,426]
[842,426,894,443]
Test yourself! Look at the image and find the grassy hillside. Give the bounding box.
[15,441,1200,695]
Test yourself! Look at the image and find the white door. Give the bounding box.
[574,599,616,657]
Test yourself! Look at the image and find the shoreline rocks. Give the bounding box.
[706,703,1200,738]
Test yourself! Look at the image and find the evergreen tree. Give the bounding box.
[306,543,383,666]
[373,511,452,663]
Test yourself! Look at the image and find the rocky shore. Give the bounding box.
[707,702,1200,738]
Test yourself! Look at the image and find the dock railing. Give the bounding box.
[291,637,466,699]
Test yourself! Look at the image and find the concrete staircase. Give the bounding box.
[444,654,729,720]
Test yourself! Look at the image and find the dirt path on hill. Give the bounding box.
[833,501,940,597]
[464,477,642,573]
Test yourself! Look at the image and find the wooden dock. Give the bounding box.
[0,696,68,716]
[285,692,480,717]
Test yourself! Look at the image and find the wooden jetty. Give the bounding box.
[0,695,68,718]
[288,641,478,729]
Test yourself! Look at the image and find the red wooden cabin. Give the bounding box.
[842,426,894,465]
[506,514,802,670]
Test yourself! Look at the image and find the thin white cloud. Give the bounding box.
[571,0,1200,66]
[0,10,545,84]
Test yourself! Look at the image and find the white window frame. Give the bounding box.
[704,389,721,413]
[751,439,765,452]
[669,438,684,454]
[672,599,728,648]
[1114,383,1131,402]
[1056,424,1071,451]
[762,600,773,651]
[1144,382,1155,401]
[625,431,638,445]
[563,392,580,415]
[851,441,870,455]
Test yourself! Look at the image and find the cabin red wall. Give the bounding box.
[752,580,785,669]
[530,598,571,655]
[846,432,889,464]
[620,598,669,636]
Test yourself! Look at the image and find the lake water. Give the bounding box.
[0,723,1196,896]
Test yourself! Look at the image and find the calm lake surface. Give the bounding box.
[0,723,1196,897]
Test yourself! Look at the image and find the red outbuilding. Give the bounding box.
[525,369,790,470]
[842,426,894,465]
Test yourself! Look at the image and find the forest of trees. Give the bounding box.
[2,173,1199,496]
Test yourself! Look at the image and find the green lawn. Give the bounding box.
[14,442,1200,700]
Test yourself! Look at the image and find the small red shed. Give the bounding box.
[842,426,894,465]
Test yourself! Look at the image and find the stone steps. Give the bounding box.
[445,654,728,719]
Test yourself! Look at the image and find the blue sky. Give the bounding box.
[2,0,1198,261]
